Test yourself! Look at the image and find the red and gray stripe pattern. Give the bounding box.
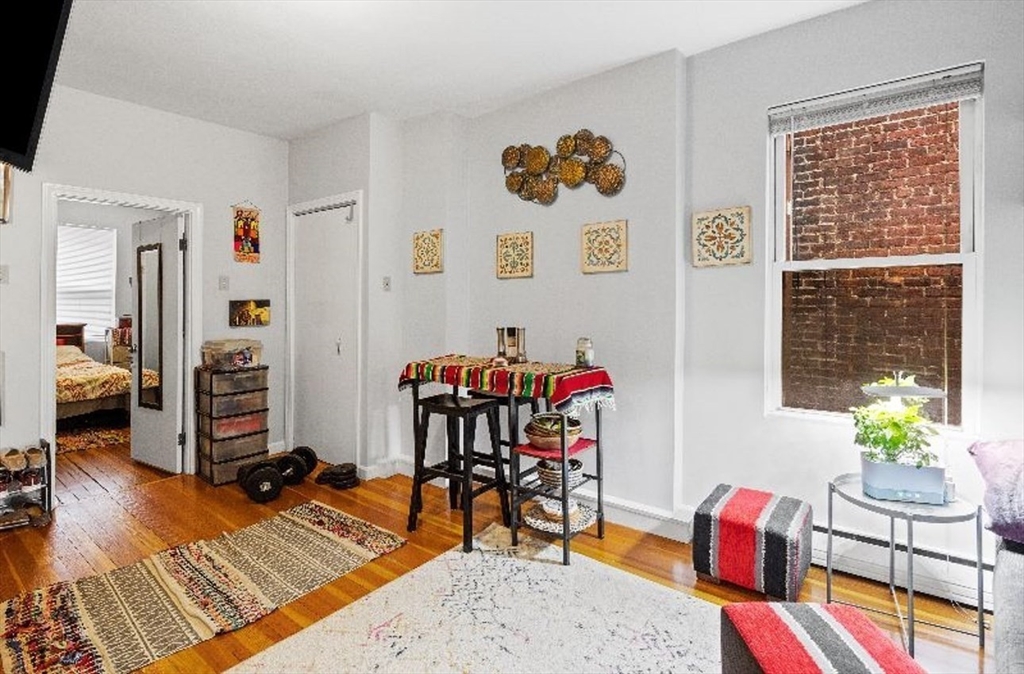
[721,602,926,673]
[693,484,812,601]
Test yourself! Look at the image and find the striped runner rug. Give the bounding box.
[0,501,404,674]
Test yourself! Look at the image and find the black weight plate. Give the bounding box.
[331,478,360,490]
[275,454,306,485]
[236,460,271,485]
[243,465,283,503]
[291,446,318,476]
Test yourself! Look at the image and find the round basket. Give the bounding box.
[536,458,585,489]
[525,427,581,450]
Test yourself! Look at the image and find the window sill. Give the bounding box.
[766,406,971,440]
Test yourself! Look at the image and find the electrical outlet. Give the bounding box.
[382,276,391,291]
[218,275,230,291]
[0,264,8,284]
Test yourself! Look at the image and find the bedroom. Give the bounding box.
[0,0,1021,672]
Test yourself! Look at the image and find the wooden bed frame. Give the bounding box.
[56,323,131,420]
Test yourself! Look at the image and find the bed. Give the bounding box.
[56,344,160,420]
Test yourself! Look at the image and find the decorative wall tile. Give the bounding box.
[496,231,533,279]
[692,206,751,267]
[581,219,628,274]
[413,229,444,274]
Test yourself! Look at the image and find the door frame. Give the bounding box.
[41,183,203,477]
[285,191,366,470]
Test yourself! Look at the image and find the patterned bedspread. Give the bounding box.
[56,345,160,404]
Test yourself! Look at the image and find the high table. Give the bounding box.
[399,355,615,560]
[826,473,985,657]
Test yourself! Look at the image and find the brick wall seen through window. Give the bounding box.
[781,102,962,425]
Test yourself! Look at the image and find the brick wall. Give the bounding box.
[782,103,962,424]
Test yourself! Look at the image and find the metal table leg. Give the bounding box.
[907,518,915,657]
[826,482,834,603]
[977,505,985,648]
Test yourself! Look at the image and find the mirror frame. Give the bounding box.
[136,242,163,410]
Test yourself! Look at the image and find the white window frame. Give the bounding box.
[764,67,984,433]
[56,223,118,342]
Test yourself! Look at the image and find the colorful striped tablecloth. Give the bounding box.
[399,355,614,415]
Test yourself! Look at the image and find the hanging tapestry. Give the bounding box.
[233,205,261,263]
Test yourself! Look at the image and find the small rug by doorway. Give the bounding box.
[55,426,131,454]
[56,410,131,454]
[0,501,405,674]
[229,524,723,673]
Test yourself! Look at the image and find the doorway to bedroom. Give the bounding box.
[42,185,203,506]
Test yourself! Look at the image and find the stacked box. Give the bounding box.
[195,365,269,485]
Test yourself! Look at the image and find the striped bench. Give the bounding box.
[721,602,925,673]
[693,484,812,601]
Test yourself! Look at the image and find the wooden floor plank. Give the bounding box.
[1,454,995,673]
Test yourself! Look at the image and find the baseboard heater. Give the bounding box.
[811,524,994,574]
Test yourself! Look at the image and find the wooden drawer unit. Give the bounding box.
[195,365,269,485]
[198,453,266,487]
[197,366,268,395]
[198,430,269,463]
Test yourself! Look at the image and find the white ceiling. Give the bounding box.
[57,0,865,140]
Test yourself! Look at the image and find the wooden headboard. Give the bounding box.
[56,323,86,351]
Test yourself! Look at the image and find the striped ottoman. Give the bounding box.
[693,484,812,601]
[721,602,925,673]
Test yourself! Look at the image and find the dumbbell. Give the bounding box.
[237,446,321,502]
[237,461,283,503]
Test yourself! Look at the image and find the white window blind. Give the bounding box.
[768,63,983,136]
[56,224,117,341]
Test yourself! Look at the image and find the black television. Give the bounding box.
[0,0,73,172]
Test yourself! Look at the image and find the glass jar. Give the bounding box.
[576,337,594,367]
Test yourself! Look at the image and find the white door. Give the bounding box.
[292,207,359,465]
[130,213,183,472]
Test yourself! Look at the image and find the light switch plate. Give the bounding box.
[218,275,230,291]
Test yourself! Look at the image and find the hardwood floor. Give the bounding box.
[1,445,994,673]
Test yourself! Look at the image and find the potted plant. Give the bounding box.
[851,373,946,505]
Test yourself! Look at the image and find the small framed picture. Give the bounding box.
[692,206,752,267]
[0,163,11,225]
[581,219,628,274]
[229,299,271,327]
[496,231,534,279]
[413,229,444,274]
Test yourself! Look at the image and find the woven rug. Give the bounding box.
[229,524,722,673]
[0,501,404,674]
[55,426,130,454]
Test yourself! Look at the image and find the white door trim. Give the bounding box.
[41,183,203,478]
[285,191,365,469]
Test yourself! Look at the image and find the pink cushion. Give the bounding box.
[968,440,1024,544]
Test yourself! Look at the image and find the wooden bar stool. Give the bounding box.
[407,393,510,552]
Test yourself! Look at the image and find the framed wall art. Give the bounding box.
[692,206,752,267]
[229,299,271,327]
[233,204,261,263]
[0,163,11,224]
[581,219,628,274]
[496,231,533,279]
[413,228,443,274]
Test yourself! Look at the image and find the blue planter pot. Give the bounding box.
[860,452,946,505]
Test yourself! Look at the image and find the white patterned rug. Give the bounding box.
[229,524,722,673]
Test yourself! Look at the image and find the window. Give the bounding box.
[767,64,982,427]
[56,224,118,342]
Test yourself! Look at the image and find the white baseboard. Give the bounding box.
[810,529,993,610]
[358,458,399,481]
[387,453,690,541]
[268,440,286,455]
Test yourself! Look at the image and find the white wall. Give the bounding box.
[464,51,686,524]
[0,86,288,448]
[684,0,1023,597]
